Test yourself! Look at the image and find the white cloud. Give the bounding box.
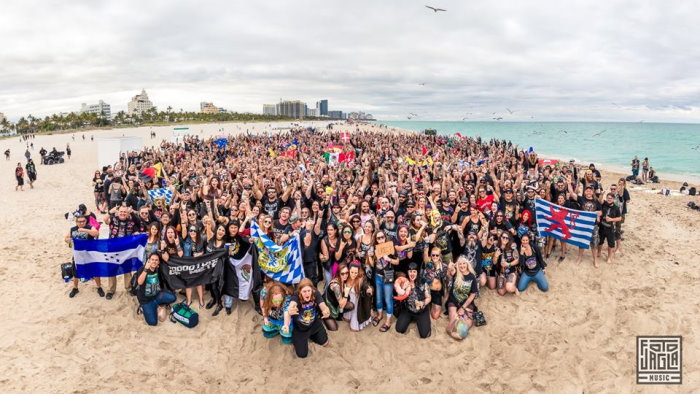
[0,0,698,122]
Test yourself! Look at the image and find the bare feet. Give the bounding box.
[575,257,583,265]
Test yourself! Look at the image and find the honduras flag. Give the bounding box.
[147,187,173,204]
[72,234,148,280]
[250,219,305,284]
[535,198,597,249]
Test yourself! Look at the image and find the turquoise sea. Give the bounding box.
[378,121,700,182]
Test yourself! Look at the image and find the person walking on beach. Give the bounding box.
[15,163,24,191]
[66,144,72,160]
[26,159,37,189]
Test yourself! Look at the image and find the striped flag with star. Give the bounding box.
[72,234,147,279]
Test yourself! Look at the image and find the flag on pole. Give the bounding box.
[535,197,597,249]
[72,234,147,280]
[148,187,174,204]
[250,219,305,284]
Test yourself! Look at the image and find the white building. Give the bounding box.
[263,104,277,116]
[0,112,6,124]
[80,100,111,119]
[306,107,318,117]
[200,102,218,114]
[127,89,154,116]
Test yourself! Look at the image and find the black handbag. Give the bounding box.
[383,268,395,284]
[61,262,76,281]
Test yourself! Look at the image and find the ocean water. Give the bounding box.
[378,121,700,182]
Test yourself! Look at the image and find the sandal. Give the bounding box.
[379,323,391,332]
[372,316,382,326]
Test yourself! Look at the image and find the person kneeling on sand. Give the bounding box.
[395,263,432,338]
[260,282,293,344]
[135,253,176,326]
[284,278,331,358]
[446,256,478,338]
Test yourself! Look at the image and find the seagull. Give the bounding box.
[418,83,426,86]
[493,117,503,121]
[691,145,699,151]
[558,129,568,134]
[506,108,515,114]
[592,129,607,137]
[462,117,469,121]
[425,5,447,12]
[612,102,622,107]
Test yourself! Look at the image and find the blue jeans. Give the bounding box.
[142,291,177,326]
[517,270,549,292]
[374,274,394,315]
[323,268,333,292]
[223,295,234,308]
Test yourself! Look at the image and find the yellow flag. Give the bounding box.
[405,157,416,165]
[153,162,163,177]
[268,148,277,158]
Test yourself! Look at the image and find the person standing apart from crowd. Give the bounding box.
[65,214,103,298]
[642,158,650,182]
[66,143,72,160]
[598,193,622,264]
[15,163,24,191]
[631,156,640,179]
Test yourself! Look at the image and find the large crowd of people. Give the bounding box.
[69,125,632,357]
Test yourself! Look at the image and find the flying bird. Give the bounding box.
[691,145,699,151]
[558,129,568,134]
[418,83,426,86]
[425,5,447,12]
[592,129,607,137]
[505,108,515,114]
[493,117,503,121]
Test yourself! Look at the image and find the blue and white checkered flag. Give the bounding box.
[147,187,173,205]
[250,218,305,284]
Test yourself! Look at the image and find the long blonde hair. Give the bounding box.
[453,255,476,289]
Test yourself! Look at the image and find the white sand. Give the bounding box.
[1,121,698,392]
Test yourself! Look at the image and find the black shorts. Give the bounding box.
[430,289,443,306]
[599,226,616,248]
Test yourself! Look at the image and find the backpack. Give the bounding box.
[170,302,199,328]
[129,268,142,296]
[690,187,697,196]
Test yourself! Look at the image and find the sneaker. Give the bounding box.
[226,307,232,315]
[97,287,105,297]
[69,288,79,298]
[105,292,113,300]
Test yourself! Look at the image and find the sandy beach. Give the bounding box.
[1,121,698,393]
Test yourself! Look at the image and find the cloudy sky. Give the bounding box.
[1,0,699,122]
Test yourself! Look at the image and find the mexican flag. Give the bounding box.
[323,151,355,166]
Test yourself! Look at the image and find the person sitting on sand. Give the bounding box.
[261,282,293,344]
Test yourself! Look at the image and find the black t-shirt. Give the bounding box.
[461,243,483,277]
[463,217,481,236]
[290,289,324,330]
[70,225,96,240]
[448,273,478,307]
[300,229,320,263]
[578,196,602,222]
[480,244,497,274]
[499,198,520,225]
[261,195,283,219]
[136,267,162,304]
[273,220,292,240]
[380,222,398,243]
[600,202,621,228]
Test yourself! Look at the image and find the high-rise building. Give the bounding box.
[327,110,345,119]
[200,102,219,114]
[306,107,318,117]
[262,104,277,116]
[80,100,111,119]
[316,100,328,116]
[127,89,154,116]
[278,100,307,119]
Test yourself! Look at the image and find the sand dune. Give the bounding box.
[1,122,697,392]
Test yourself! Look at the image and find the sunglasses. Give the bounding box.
[189,229,197,233]
[264,221,272,224]
[376,237,386,240]
[501,236,509,239]
[343,230,352,234]
[340,271,349,275]
[431,254,440,257]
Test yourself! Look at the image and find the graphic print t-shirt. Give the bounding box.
[290,289,324,330]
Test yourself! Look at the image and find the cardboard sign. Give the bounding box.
[375,241,395,259]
